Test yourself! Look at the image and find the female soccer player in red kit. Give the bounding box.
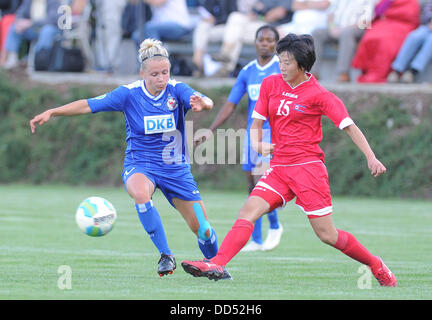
[181,33,397,287]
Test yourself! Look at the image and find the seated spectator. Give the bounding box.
[387,0,432,83]
[0,0,22,66]
[351,0,420,83]
[3,0,62,70]
[132,0,193,45]
[191,0,238,77]
[211,0,293,77]
[311,0,376,82]
[277,0,330,37]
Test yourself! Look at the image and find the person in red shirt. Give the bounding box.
[181,33,397,287]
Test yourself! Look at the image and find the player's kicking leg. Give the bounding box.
[181,196,269,281]
[173,199,219,259]
[309,215,397,287]
[126,172,175,277]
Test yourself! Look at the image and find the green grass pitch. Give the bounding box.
[1,184,431,300]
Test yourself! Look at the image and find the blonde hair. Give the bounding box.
[138,38,169,68]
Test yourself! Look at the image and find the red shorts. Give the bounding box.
[250,161,333,219]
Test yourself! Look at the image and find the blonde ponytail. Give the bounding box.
[138,38,169,68]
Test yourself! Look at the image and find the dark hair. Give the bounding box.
[255,24,280,42]
[276,33,316,72]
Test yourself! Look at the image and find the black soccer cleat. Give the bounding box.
[158,253,176,277]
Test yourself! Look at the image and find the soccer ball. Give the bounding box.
[75,196,117,237]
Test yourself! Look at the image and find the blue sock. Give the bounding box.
[136,201,172,255]
[197,228,218,259]
[251,216,263,244]
[267,209,279,229]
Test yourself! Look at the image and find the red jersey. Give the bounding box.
[253,74,353,165]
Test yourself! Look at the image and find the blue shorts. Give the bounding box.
[242,128,271,172]
[122,164,202,207]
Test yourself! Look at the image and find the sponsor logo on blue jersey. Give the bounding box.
[144,114,176,134]
[247,84,261,101]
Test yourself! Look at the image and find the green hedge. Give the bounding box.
[322,95,432,198]
[1,72,431,198]
[0,73,125,185]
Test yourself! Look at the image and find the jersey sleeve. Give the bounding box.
[227,68,247,105]
[252,77,270,120]
[319,92,354,129]
[87,86,128,113]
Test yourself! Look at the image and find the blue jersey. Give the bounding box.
[227,55,280,172]
[227,55,280,131]
[87,79,204,171]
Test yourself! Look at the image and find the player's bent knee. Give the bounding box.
[126,174,154,204]
[131,189,152,204]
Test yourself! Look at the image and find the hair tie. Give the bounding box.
[141,54,166,62]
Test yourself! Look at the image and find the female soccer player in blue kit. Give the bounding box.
[29,39,220,277]
[194,25,283,251]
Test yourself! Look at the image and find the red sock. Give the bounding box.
[211,219,254,266]
[334,229,379,269]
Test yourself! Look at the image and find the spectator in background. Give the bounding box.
[211,0,293,77]
[351,0,420,83]
[387,0,432,83]
[0,0,22,66]
[93,0,127,73]
[311,0,376,82]
[191,0,238,77]
[277,0,330,37]
[3,0,62,70]
[132,0,193,45]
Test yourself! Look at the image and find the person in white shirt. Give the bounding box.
[311,0,376,82]
[132,0,192,45]
[277,0,330,37]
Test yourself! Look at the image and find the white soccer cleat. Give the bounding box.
[241,241,264,252]
[262,224,283,251]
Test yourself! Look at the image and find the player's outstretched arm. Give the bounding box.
[343,123,387,178]
[30,99,91,133]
